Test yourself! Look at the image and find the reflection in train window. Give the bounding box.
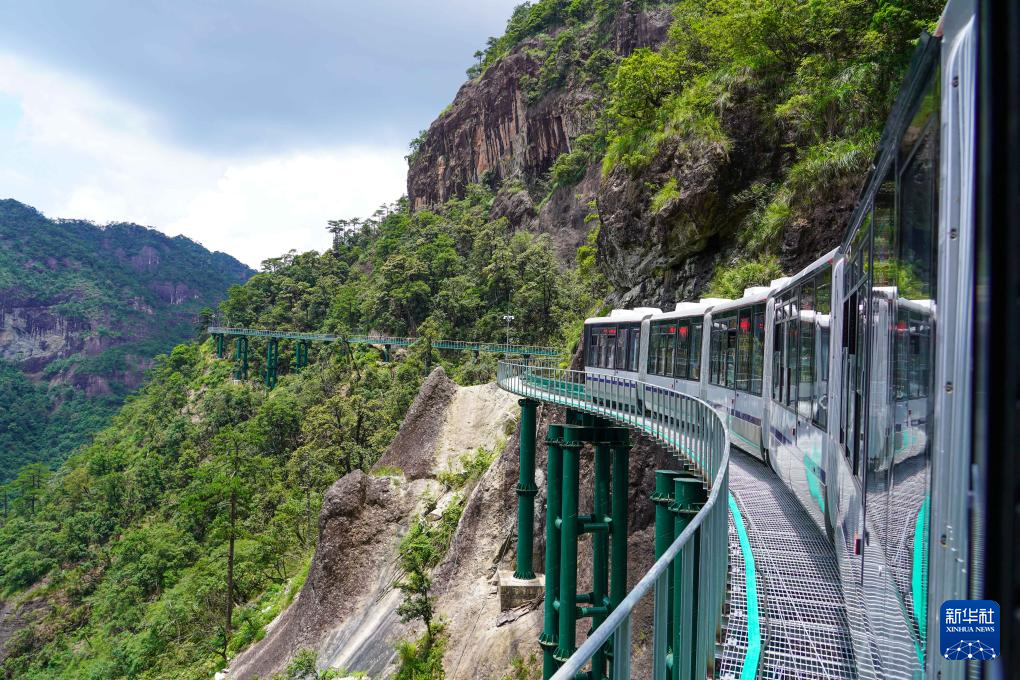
[689,322,703,381]
[674,322,691,379]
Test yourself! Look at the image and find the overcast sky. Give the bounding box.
[0,1,520,267]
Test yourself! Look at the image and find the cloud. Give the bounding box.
[0,51,407,268]
[167,150,407,267]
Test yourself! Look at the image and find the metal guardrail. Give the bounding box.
[207,327,560,356]
[496,361,730,680]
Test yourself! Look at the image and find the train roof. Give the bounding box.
[584,307,661,325]
[770,248,838,295]
[648,300,721,322]
[706,285,776,314]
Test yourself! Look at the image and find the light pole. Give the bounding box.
[502,314,514,359]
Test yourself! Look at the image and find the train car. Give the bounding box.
[582,308,659,412]
[574,0,998,675]
[823,8,971,672]
[762,250,836,530]
[702,287,776,460]
[641,300,726,400]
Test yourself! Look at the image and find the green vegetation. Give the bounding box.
[706,255,785,298]
[393,494,465,679]
[0,200,252,480]
[0,184,589,679]
[600,0,941,257]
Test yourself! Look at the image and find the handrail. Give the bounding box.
[207,326,560,356]
[496,361,730,680]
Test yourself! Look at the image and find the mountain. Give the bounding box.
[0,199,254,478]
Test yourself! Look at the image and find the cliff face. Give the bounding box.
[0,199,253,475]
[407,3,673,258]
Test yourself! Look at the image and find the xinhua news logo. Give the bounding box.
[940,600,1000,661]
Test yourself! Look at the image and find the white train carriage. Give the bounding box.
[763,250,837,531]
[642,300,726,400]
[582,308,659,412]
[703,286,778,461]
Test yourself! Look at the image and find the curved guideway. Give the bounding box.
[496,361,731,680]
[723,450,857,679]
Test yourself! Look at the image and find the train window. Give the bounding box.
[648,321,674,376]
[689,322,703,381]
[799,283,815,419]
[814,269,832,428]
[727,315,739,389]
[751,305,765,395]
[629,325,640,372]
[736,308,752,392]
[772,319,784,402]
[616,327,629,370]
[675,321,690,380]
[710,313,738,388]
[786,300,800,409]
[587,327,599,366]
[710,319,722,385]
[603,327,617,369]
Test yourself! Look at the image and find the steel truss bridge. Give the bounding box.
[206,326,560,388]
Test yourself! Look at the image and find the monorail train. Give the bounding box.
[581,1,998,676]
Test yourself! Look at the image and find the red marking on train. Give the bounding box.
[679,326,688,337]
[669,326,676,333]
[739,318,750,331]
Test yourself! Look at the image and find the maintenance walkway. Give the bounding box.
[719,450,856,679]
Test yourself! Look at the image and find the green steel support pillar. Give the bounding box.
[610,442,630,611]
[383,345,391,363]
[653,469,681,664]
[554,424,583,664]
[515,398,539,579]
[265,339,278,389]
[590,441,612,679]
[216,334,225,358]
[670,475,706,680]
[540,424,564,680]
[294,341,308,370]
[234,337,249,381]
[609,440,630,677]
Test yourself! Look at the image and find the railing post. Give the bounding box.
[541,424,564,680]
[515,398,539,579]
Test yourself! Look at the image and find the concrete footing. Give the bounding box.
[498,570,545,611]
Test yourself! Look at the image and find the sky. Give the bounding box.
[0,1,521,268]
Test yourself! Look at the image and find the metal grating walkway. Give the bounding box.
[719,450,857,679]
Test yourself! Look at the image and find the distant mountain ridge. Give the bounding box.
[0,198,254,478]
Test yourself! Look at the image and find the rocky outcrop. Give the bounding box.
[372,366,458,480]
[228,374,520,679]
[406,4,673,241]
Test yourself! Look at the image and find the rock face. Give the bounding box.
[406,3,673,260]
[227,372,520,679]
[0,199,253,472]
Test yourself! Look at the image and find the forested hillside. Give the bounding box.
[0,200,253,478]
[0,190,591,679]
[0,1,946,678]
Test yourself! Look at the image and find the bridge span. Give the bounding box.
[496,359,854,680]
